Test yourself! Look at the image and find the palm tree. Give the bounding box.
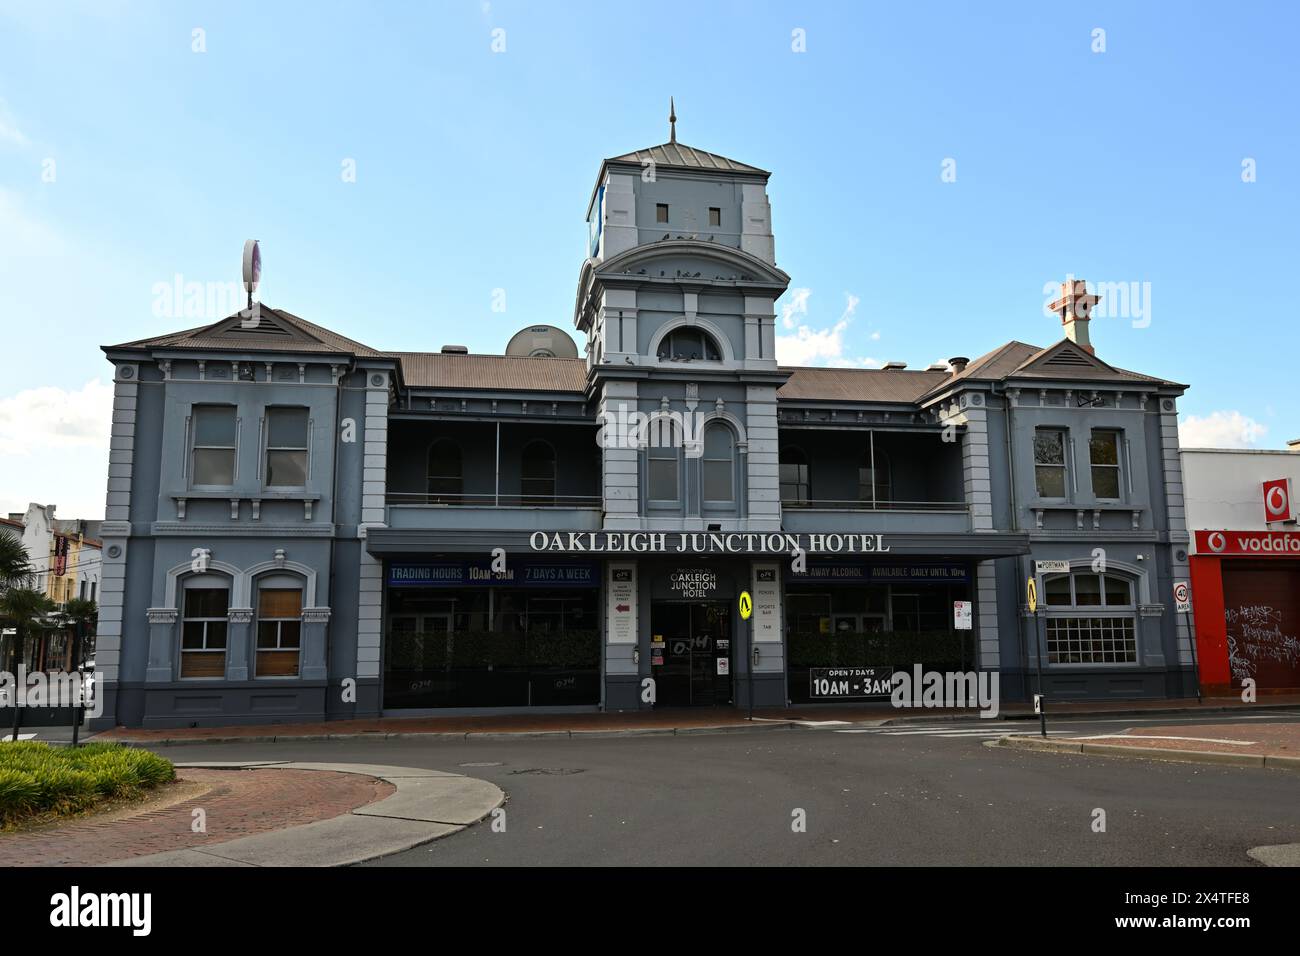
[0,529,32,589]
[1,586,55,741]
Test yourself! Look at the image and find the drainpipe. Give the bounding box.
[995,382,1030,696]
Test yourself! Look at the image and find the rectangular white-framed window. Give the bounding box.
[1033,428,1067,498]
[255,587,302,677]
[265,406,309,488]
[647,443,680,503]
[191,405,238,487]
[1089,429,1122,499]
[180,586,229,678]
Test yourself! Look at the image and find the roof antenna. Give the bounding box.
[669,96,676,144]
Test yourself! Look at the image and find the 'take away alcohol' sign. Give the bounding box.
[528,531,890,556]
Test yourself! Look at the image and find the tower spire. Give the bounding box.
[669,97,677,144]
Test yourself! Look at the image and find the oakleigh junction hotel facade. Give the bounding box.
[93,129,1198,728]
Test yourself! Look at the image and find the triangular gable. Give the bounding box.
[1011,339,1122,377]
[203,308,320,345]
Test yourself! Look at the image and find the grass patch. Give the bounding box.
[0,741,174,829]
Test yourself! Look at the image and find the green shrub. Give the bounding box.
[0,741,174,826]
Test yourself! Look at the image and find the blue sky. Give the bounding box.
[0,0,1296,518]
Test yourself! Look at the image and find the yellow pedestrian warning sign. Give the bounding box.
[738,591,753,621]
[1026,577,1037,613]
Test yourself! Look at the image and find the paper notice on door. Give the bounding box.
[717,657,730,675]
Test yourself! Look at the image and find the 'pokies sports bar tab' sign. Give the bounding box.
[388,561,599,588]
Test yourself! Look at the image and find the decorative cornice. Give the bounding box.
[227,607,254,624]
[302,607,332,623]
[146,607,178,625]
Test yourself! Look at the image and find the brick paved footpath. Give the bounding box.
[0,768,393,867]
[1077,722,1300,759]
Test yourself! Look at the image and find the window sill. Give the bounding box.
[173,492,322,520]
[1030,503,1142,531]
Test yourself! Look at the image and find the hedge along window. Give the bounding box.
[180,583,229,678]
[1043,571,1137,665]
[1089,429,1121,499]
[265,407,309,487]
[191,405,237,487]
[256,586,303,677]
[701,423,735,506]
[1033,428,1067,498]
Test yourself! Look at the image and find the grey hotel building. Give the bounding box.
[94,129,1196,728]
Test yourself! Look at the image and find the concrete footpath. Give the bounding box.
[91,694,1300,746]
[113,762,504,867]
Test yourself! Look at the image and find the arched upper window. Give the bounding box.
[859,448,892,508]
[521,441,556,505]
[779,447,810,506]
[426,439,463,503]
[701,423,736,505]
[657,327,722,362]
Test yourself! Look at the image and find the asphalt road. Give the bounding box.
[143,711,1300,867]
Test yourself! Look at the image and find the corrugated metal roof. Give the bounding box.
[108,306,385,358]
[777,366,951,403]
[393,353,588,392]
[606,141,768,175]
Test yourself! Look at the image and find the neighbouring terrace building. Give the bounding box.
[93,126,1196,728]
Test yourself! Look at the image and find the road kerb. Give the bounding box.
[994,734,1300,770]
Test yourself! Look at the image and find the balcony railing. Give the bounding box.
[387,492,602,509]
[780,498,967,512]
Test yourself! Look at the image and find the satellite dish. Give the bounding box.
[242,240,261,307]
[505,325,579,359]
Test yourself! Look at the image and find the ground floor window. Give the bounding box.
[383,562,599,708]
[785,565,972,703]
[1045,616,1137,664]
[181,586,229,678]
[256,587,303,677]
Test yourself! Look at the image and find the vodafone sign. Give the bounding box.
[1263,478,1293,522]
[1195,529,1300,556]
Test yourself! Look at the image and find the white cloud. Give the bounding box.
[0,97,29,147]
[870,331,881,341]
[776,291,879,366]
[1178,410,1268,449]
[0,379,113,520]
[781,287,811,329]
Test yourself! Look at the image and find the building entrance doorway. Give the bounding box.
[650,602,732,706]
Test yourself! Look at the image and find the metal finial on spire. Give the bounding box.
[669,97,677,144]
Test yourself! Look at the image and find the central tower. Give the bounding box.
[574,105,791,533]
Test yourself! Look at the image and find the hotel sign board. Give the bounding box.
[789,563,969,584]
[388,561,597,588]
[529,531,890,556]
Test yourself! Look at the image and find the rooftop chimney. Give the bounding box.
[883,361,908,370]
[947,356,970,374]
[1048,278,1100,354]
[440,345,469,355]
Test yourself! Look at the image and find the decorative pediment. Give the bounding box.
[1012,340,1121,378]
[597,240,789,287]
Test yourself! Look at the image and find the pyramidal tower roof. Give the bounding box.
[604,99,769,176]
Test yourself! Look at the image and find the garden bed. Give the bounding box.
[0,741,175,830]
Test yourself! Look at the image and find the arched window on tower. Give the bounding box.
[657,327,722,362]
